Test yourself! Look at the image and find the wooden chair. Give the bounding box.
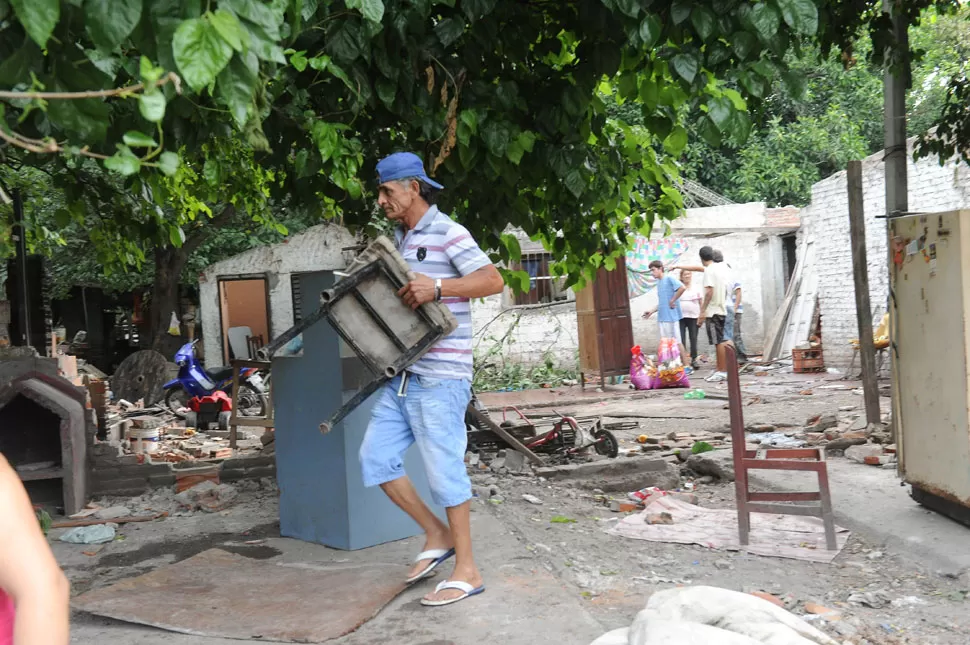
[726,344,838,551]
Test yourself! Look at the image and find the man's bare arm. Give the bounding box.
[399,265,505,309]
[0,455,70,645]
[698,286,713,324]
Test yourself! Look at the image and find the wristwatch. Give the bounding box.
[434,279,442,302]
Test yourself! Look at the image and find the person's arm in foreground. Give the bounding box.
[399,265,504,308]
[734,285,742,309]
[0,454,70,645]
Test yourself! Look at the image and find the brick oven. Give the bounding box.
[0,357,90,515]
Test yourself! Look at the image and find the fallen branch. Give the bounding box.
[51,512,168,529]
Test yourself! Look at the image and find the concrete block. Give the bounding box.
[685,450,736,482]
[535,458,680,493]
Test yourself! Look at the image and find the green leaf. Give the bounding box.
[639,15,662,49]
[507,140,525,165]
[671,53,699,84]
[248,23,287,63]
[123,131,157,147]
[139,92,166,122]
[639,77,659,109]
[173,17,234,92]
[216,52,258,127]
[375,77,396,107]
[103,145,142,176]
[169,226,185,248]
[564,169,584,197]
[671,0,691,24]
[738,71,766,98]
[613,0,639,19]
[777,0,818,36]
[347,0,384,23]
[10,0,59,49]
[730,111,752,145]
[210,8,249,52]
[501,233,522,262]
[697,116,722,146]
[460,109,479,134]
[0,42,40,86]
[691,441,714,454]
[732,31,758,60]
[289,50,308,71]
[462,0,497,22]
[707,96,733,132]
[663,126,688,156]
[85,0,142,51]
[690,7,716,41]
[517,130,536,153]
[435,16,464,47]
[748,2,781,41]
[158,151,180,176]
[550,516,577,524]
[482,121,512,157]
[223,0,283,39]
[722,88,746,111]
[781,70,808,100]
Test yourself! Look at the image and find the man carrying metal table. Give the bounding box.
[358,152,504,607]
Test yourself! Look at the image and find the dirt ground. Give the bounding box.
[474,368,970,644]
[57,366,970,644]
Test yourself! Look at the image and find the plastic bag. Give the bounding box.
[631,340,690,390]
[630,346,653,391]
[168,312,181,336]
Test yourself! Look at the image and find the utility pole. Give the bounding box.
[847,162,881,426]
[11,189,31,347]
[884,0,908,445]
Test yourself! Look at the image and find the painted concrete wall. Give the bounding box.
[799,139,970,367]
[199,224,358,368]
[473,203,800,369]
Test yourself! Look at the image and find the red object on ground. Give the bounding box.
[188,390,233,412]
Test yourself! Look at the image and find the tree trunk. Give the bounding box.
[150,245,188,353]
[148,205,236,353]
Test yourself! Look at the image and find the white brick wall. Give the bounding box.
[472,292,579,371]
[801,140,970,367]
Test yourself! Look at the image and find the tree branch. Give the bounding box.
[182,204,237,256]
[0,73,181,100]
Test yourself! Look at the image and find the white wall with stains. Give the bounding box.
[198,223,359,367]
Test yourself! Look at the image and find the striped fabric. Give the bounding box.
[395,206,491,380]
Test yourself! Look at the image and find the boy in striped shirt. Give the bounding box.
[359,152,504,607]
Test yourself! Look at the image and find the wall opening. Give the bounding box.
[781,234,797,290]
[218,277,270,363]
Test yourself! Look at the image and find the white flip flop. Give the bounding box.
[405,548,455,585]
[420,579,486,607]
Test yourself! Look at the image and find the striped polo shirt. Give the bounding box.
[395,205,491,381]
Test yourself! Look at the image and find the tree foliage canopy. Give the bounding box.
[0,0,965,292]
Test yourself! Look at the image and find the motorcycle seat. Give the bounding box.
[206,365,235,382]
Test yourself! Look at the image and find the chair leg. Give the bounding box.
[816,466,838,551]
[737,493,751,547]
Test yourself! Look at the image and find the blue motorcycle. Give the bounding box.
[162,340,268,418]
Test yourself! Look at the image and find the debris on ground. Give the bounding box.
[590,585,839,645]
[59,523,117,545]
[174,481,239,512]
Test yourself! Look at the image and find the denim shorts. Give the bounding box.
[359,374,472,508]
[723,307,735,341]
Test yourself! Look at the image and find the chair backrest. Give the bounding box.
[724,344,746,466]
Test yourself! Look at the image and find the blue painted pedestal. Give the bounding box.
[272,271,442,550]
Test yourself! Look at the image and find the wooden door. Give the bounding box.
[593,257,634,377]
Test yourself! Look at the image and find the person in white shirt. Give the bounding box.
[677,269,703,369]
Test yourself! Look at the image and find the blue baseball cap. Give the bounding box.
[376,152,444,190]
